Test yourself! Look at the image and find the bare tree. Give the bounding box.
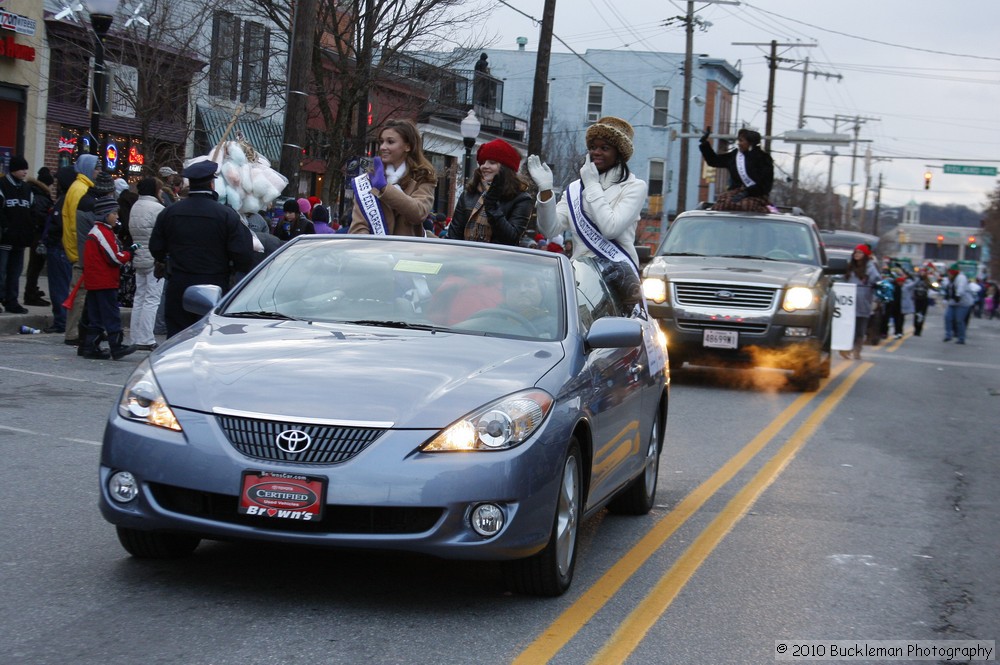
[983,184,1000,280]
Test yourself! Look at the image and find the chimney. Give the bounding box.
[516,36,528,51]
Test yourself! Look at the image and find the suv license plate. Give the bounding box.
[703,329,738,349]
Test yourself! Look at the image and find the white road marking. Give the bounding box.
[0,364,124,388]
[0,425,102,446]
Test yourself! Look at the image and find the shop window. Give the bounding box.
[210,12,270,107]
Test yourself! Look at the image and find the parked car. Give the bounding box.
[641,208,844,391]
[99,235,669,596]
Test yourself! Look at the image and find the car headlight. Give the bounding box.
[782,286,818,312]
[642,278,668,304]
[422,389,553,452]
[118,359,182,431]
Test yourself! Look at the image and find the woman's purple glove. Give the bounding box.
[370,157,387,190]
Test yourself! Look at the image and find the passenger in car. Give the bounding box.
[447,139,533,245]
[526,116,645,306]
[699,127,774,213]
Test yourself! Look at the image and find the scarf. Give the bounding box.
[385,162,407,188]
[463,189,492,243]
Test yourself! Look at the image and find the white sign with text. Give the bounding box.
[832,282,857,350]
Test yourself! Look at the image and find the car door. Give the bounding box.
[574,259,647,508]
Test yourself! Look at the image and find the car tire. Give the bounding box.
[503,440,582,597]
[608,408,662,516]
[116,527,201,559]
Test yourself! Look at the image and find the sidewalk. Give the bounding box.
[0,273,131,336]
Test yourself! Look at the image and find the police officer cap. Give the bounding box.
[183,160,218,181]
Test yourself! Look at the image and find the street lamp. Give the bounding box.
[85,0,120,161]
[460,109,481,184]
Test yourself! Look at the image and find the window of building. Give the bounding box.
[648,160,665,197]
[652,89,669,127]
[210,12,269,107]
[587,85,603,123]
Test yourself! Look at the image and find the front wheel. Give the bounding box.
[116,527,200,559]
[504,440,582,597]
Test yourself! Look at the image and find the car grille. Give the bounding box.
[674,282,777,310]
[676,318,769,334]
[149,483,443,535]
[216,414,386,465]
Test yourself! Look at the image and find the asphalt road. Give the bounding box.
[1,312,998,664]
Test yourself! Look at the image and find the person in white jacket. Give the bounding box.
[127,177,165,350]
[527,116,646,306]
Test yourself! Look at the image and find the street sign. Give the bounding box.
[942,164,998,176]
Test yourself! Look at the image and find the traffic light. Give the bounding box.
[923,171,932,190]
[937,234,944,247]
[969,235,978,249]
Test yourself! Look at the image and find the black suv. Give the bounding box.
[641,208,846,391]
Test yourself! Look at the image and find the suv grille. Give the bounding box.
[674,283,777,310]
[216,414,385,465]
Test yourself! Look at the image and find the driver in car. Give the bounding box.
[496,272,556,337]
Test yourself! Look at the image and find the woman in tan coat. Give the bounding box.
[349,119,437,236]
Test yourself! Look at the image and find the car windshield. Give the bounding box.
[659,216,820,266]
[222,237,566,341]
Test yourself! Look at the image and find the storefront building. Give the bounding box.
[0,1,44,172]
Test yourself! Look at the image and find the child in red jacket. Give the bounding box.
[82,196,137,360]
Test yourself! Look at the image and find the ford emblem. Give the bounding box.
[275,429,312,454]
[716,290,734,300]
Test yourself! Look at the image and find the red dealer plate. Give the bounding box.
[239,470,326,522]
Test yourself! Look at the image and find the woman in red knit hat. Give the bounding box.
[446,138,532,245]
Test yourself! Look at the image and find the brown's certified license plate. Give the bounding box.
[703,329,738,349]
[239,470,325,522]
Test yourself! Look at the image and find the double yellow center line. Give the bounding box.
[513,361,872,665]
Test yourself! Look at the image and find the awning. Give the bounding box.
[195,105,283,165]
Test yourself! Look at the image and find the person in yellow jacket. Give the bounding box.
[61,154,100,347]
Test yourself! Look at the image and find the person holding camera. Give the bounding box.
[349,119,436,236]
[699,127,774,213]
[447,139,532,245]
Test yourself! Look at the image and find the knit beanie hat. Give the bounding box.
[93,195,119,221]
[37,167,54,186]
[477,139,521,172]
[297,197,312,215]
[854,244,871,256]
[585,116,634,162]
[283,198,300,214]
[92,171,116,196]
[114,178,129,198]
[308,195,321,208]
[8,155,28,172]
[311,204,329,224]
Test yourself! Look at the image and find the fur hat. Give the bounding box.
[311,204,329,224]
[92,171,116,196]
[93,195,119,221]
[586,116,634,162]
[8,155,28,172]
[477,139,521,172]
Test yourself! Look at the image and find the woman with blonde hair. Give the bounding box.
[349,118,437,236]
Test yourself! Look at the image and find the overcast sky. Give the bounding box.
[480,0,1000,212]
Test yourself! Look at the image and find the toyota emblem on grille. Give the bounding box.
[716,290,734,300]
[275,429,312,454]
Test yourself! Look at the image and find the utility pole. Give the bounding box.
[675,0,738,214]
[872,172,884,236]
[528,0,557,158]
[779,57,840,204]
[844,115,879,229]
[279,0,317,195]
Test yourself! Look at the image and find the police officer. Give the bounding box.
[149,160,253,337]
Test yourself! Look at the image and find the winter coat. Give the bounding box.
[62,173,94,263]
[349,173,436,237]
[84,221,132,290]
[447,189,533,246]
[943,273,975,308]
[699,142,774,198]
[128,195,165,272]
[149,191,254,277]
[845,259,882,318]
[28,178,54,245]
[75,195,97,264]
[536,166,646,267]
[272,216,314,241]
[0,173,35,247]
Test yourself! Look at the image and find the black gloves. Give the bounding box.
[700,126,712,142]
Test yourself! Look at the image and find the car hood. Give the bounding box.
[647,255,823,287]
[152,320,564,428]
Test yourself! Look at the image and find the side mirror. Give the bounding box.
[585,317,643,350]
[183,284,223,316]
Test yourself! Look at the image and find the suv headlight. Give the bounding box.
[782,286,818,312]
[118,359,182,431]
[642,278,668,304]
[422,390,553,452]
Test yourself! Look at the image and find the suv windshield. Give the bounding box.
[660,216,820,266]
